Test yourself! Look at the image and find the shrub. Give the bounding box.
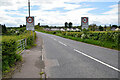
[2,31,36,73]
[2,38,20,72]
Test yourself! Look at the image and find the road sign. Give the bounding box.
[26,16,34,31]
[27,17,33,23]
[81,17,89,29]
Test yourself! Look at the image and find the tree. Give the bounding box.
[104,25,107,31]
[110,24,112,28]
[118,26,120,28]
[38,23,40,26]
[88,24,96,31]
[23,24,26,27]
[99,25,103,31]
[20,25,23,28]
[2,24,7,34]
[65,22,68,28]
[69,22,72,28]
[78,26,82,29]
[112,25,118,28]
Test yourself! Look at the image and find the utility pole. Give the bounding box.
[28,0,30,17]
[28,0,34,42]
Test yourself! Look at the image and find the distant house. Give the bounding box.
[111,27,116,31]
[60,28,65,31]
[51,28,59,31]
[75,28,80,31]
[111,25,117,31]
[115,28,120,31]
[44,27,80,31]
[66,28,70,31]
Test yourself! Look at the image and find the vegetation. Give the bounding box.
[64,22,73,28]
[69,22,73,28]
[65,22,68,28]
[2,26,36,74]
[36,26,120,50]
[59,31,120,50]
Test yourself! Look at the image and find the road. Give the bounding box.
[36,31,119,78]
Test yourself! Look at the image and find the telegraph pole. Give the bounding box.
[28,0,30,17]
[28,0,34,42]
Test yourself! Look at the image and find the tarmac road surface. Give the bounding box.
[36,31,119,78]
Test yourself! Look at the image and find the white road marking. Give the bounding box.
[50,37,53,39]
[42,54,44,61]
[74,49,120,72]
[50,36,57,41]
[58,41,67,46]
[53,38,56,41]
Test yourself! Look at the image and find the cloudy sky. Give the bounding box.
[0,0,119,27]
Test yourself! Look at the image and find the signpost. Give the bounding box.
[81,17,89,29]
[26,16,34,31]
[26,0,35,42]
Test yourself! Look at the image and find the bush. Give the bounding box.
[2,31,36,73]
[2,38,20,72]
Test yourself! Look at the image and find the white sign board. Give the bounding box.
[26,16,34,31]
[81,17,89,29]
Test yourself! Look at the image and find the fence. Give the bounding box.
[17,38,26,54]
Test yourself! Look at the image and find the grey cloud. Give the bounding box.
[0,0,13,7]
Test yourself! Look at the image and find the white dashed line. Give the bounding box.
[53,38,56,41]
[74,49,120,72]
[50,37,53,39]
[58,41,67,46]
[50,37,57,41]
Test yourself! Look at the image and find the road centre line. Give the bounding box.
[49,36,57,41]
[74,49,120,72]
[58,41,67,46]
[53,38,56,41]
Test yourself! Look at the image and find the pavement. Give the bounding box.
[12,33,45,78]
[36,31,120,78]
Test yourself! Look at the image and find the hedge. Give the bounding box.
[2,31,36,73]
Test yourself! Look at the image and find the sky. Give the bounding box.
[0,0,119,27]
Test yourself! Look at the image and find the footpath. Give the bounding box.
[12,34,45,78]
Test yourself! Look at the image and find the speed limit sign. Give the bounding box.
[27,17,33,23]
[81,17,89,29]
[26,16,34,31]
[82,17,88,23]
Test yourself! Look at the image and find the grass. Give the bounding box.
[25,44,37,49]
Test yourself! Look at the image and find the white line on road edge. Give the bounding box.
[53,38,56,41]
[58,41,67,46]
[74,49,120,72]
[42,54,44,61]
